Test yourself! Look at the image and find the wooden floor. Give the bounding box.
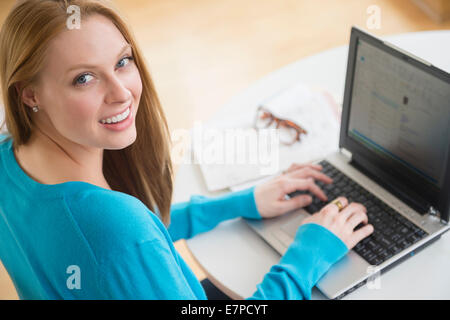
[0,0,448,300]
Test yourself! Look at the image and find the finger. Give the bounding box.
[301,178,328,201]
[279,194,313,212]
[349,224,374,249]
[287,163,302,171]
[287,167,333,184]
[308,163,323,171]
[284,163,303,174]
[285,163,322,174]
[347,210,369,230]
[320,196,348,216]
[339,202,367,223]
[283,177,328,201]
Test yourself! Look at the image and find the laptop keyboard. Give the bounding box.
[287,160,428,266]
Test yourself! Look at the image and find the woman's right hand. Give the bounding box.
[299,196,374,250]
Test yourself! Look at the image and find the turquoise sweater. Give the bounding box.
[0,134,348,299]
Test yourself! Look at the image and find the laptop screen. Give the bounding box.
[347,38,450,190]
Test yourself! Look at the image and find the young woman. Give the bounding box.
[0,0,373,300]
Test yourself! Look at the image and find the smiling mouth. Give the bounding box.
[99,105,131,124]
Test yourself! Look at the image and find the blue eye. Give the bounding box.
[117,56,134,68]
[75,73,93,86]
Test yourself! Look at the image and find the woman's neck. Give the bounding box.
[14,131,112,190]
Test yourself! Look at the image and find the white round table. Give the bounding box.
[173,30,450,300]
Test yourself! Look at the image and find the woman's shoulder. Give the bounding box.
[67,186,153,219]
[64,186,169,259]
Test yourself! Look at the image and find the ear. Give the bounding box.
[16,82,40,110]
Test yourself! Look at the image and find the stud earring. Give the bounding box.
[32,106,39,113]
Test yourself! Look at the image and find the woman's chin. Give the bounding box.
[102,131,137,150]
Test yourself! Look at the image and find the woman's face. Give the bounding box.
[29,14,142,150]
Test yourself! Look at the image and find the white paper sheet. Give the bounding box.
[193,83,341,192]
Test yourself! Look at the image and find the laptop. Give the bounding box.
[245,26,450,299]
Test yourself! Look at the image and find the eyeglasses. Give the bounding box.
[254,105,308,145]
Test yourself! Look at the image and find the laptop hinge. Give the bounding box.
[340,148,352,160]
[428,206,448,225]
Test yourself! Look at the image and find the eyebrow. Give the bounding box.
[65,43,132,74]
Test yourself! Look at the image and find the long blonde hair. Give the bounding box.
[0,0,174,225]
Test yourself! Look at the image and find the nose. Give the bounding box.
[104,74,132,105]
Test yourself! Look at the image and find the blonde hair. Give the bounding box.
[0,0,174,225]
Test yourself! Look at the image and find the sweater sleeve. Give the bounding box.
[247,223,349,300]
[168,186,262,241]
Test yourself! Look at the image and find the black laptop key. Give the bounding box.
[361,249,376,262]
[373,258,383,265]
[379,235,394,249]
[399,226,410,235]
[323,184,335,193]
[415,229,427,238]
[398,239,412,250]
[380,250,393,261]
[407,233,423,244]
[390,245,402,255]
[355,195,367,203]
[336,180,347,188]
[370,207,383,218]
[305,204,320,214]
[287,189,309,198]
[342,186,353,194]
[391,233,403,243]
[367,240,379,251]
[316,180,326,188]
[374,246,384,255]
[382,227,394,237]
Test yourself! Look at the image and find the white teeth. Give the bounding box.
[100,107,130,124]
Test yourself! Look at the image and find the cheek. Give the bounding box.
[66,99,99,123]
[41,82,100,131]
[55,95,101,132]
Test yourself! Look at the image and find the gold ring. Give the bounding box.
[331,199,345,212]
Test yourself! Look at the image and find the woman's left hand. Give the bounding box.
[253,163,333,219]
